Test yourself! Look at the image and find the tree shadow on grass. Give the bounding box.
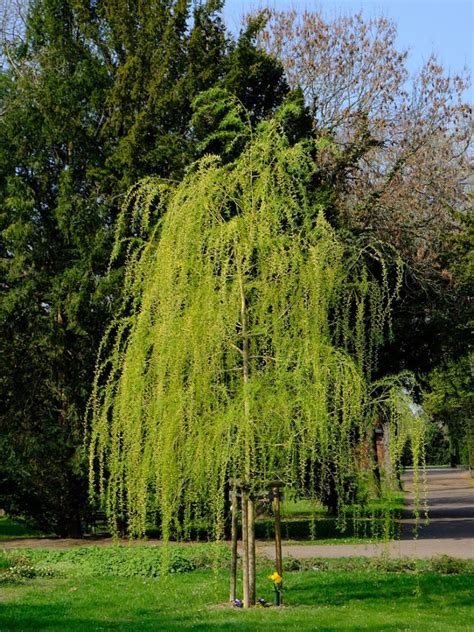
[0,573,472,631]
[286,572,474,607]
[0,606,470,632]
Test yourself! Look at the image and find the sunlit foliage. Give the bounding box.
[88,111,423,540]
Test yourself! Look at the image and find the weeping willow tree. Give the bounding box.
[88,107,424,606]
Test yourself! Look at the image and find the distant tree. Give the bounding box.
[258,10,472,283]
[425,356,473,467]
[423,207,473,467]
[256,9,473,397]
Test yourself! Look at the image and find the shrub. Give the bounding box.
[430,556,472,575]
[368,557,417,573]
[283,556,302,571]
[0,554,40,584]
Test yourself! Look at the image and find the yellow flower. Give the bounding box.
[268,571,282,584]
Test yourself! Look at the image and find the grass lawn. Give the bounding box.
[254,491,405,543]
[0,549,472,631]
[280,492,406,519]
[0,516,47,540]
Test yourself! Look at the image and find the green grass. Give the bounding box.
[255,492,406,543]
[0,516,47,540]
[280,492,406,518]
[0,546,472,631]
[0,567,472,630]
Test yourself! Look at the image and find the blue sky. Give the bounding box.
[223,0,473,98]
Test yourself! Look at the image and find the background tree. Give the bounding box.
[0,0,287,535]
[423,204,473,466]
[425,355,473,467]
[258,10,471,282]
[257,10,472,385]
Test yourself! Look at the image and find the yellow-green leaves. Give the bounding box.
[88,118,414,540]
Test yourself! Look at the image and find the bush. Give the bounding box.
[430,555,472,575]
[283,556,302,571]
[368,557,417,573]
[4,546,472,584]
[0,554,40,584]
[274,556,473,575]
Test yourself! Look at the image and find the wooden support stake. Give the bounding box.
[241,489,250,608]
[229,487,238,603]
[247,496,256,606]
[273,486,283,606]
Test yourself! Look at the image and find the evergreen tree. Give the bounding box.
[0,0,287,535]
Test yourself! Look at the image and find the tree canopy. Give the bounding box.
[88,111,423,540]
[0,2,470,536]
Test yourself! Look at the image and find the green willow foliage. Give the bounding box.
[88,115,423,539]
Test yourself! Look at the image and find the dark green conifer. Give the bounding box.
[0,0,286,534]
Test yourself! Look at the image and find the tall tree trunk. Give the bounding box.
[273,485,283,606]
[273,486,283,576]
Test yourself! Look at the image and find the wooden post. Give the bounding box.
[241,488,250,608]
[229,486,238,603]
[273,486,283,606]
[372,428,382,498]
[247,495,256,606]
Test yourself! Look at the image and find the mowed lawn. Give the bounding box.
[1,567,473,631]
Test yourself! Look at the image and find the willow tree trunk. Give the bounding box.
[372,429,382,498]
[239,272,256,608]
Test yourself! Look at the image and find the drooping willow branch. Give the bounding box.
[87,116,423,540]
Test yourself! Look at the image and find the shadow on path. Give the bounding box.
[400,468,474,541]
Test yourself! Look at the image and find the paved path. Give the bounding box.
[401,467,474,539]
[260,468,474,560]
[3,469,473,559]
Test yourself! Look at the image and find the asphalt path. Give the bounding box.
[260,468,474,560]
